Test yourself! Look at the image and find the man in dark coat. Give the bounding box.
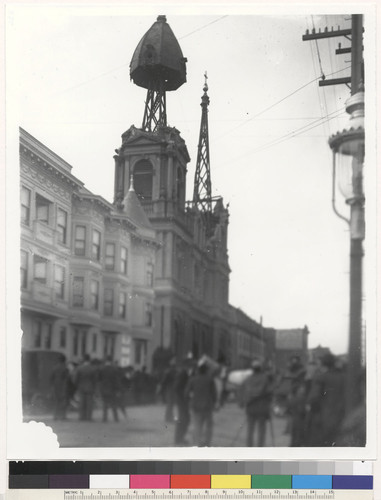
[282,355,307,446]
[174,355,194,445]
[50,354,70,420]
[306,353,345,446]
[160,358,177,423]
[115,364,128,419]
[240,359,272,447]
[75,354,97,421]
[186,361,217,446]
[98,357,122,422]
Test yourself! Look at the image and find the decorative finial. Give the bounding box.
[201,72,210,107]
[157,15,167,23]
[203,71,208,93]
[129,175,135,191]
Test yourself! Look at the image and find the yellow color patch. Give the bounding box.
[211,475,251,489]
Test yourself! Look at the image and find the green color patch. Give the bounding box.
[251,475,292,489]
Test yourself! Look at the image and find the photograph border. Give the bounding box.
[5,1,378,462]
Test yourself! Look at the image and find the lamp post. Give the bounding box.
[329,87,365,414]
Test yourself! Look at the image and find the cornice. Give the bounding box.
[20,161,72,202]
[20,137,84,190]
[73,192,113,213]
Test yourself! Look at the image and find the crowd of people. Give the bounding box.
[159,352,355,447]
[50,354,156,422]
[262,353,348,447]
[48,351,363,447]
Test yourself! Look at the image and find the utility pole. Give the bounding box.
[346,14,365,413]
[350,15,364,94]
[302,15,364,90]
[303,15,365,414]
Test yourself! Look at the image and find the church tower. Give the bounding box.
[192,74,231,364]
[113,15,231,366]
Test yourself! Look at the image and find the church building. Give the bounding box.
[114,15,231,365]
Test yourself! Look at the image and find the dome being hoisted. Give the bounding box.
[130,15,187,92]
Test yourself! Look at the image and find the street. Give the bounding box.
[24,402,291,448]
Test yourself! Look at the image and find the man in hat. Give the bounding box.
[186,359,217,446]
[50,354,70,420]
[173,353,194,445]
[305,353,345,446]
[285,355,307,446]
[160,358,177,423]
[240,358,272,446]
[75,354,97,421]
[98,356,121,422]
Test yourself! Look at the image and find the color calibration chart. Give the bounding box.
[7,461,374,500]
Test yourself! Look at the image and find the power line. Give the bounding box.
[52,17,229,97]
[308,17,331,137]
[179,15,228,40]
[328,15,353,131]
[308,20,328,138]
[51,63,128,96]
[256,112,344,154]
[217,107,345,166]
[247,108,345,155]
[311,15,326,80]
[214,64,350,143]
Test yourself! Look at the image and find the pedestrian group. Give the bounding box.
[49,351,350,447]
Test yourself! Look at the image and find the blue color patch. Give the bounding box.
[292,475,332,489]
[333,475,373,490]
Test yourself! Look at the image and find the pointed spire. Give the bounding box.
[193,72,212,214]
[201,71,210,107]
[122,174,152,229]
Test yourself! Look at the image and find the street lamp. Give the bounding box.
[329,87,365,414]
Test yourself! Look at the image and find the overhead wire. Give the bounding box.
[326,14,340,131]
[179,15,228,40]
[52,16,229,96]
[307,18,328,138]
[248,108,345,155]
[50,63,129,96]
[214,77,318,144]
[311,15,331,136]
[218,106,345,166]
[214,63,350,144]
[311,15,326,80]
[51,14,349,167]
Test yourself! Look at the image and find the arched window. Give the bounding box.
[133,160,153,201]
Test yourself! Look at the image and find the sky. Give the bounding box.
[6,5,375,355]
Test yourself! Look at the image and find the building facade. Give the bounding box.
[308,345,332,363]
[273,327,310,373]
[20,128,158,369]
[229,307,267,369]
[19,125,267,374]
[113,124,231,365]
